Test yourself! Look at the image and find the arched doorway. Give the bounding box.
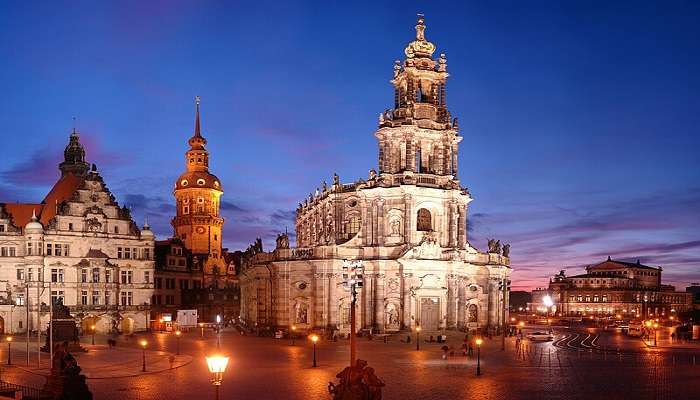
[121,318,134,335]
[81,315,101,335]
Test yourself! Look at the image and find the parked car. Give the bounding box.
[527,331,554,341]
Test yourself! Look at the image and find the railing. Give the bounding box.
[0,380,52,400]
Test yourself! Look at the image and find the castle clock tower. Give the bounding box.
[172,97,225,283]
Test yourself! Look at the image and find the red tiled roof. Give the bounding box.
[2,203,43,228]
[39,174,83,225]
[1,173,84,228]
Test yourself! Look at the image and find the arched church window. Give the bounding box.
[347,216,360,235]
[417,208,432,231]
[468,304,478,323]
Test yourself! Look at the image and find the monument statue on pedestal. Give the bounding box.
[43,341,93,400]
[41,298,87,353]
[328,359,385,400]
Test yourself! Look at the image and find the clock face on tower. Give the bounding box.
[195,226,205,234]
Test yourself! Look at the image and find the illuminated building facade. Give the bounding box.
[0,130,155,334]
[530,258,693,317]
[240,16,511,334]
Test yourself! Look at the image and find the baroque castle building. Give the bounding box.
[239,16,511,334]
[0,129,155,334]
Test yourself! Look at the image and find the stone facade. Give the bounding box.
[0,130,154,334]
[239,16,511,334]
[530,258,693,317]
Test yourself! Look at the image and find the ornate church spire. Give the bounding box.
[404,14,436,59]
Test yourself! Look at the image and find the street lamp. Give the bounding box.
[290,325,297,346]
[309,334,319,367]
[518,321,525,334]
[140,340,148,372]
[175,330,181,355]
[415,326,421,351]
[653,322,658,347]
[645,320,653,344]
[200,323,205,339]
[475,337,483,376]
[5,336,12,365]
[216,315,222,349]
[91,325,96,345]
[206,355,230,400]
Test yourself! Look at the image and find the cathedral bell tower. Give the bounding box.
[375,15,463,180]
[172,97,225,265]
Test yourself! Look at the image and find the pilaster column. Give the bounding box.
[404,195,412,245]
[377,199,385,246]
[457,206,466,248]
[449,202,457,247]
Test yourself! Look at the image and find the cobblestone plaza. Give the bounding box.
[1,325,699,399]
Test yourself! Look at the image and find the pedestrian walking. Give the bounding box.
[468,342,474,357]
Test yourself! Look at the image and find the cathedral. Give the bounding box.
[239,16,511,334]
[0,129,155,334]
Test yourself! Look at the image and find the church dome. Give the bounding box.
[25,210,43,234]
[140,222,155,239]
[175,170,222,191]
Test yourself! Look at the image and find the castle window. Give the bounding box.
[417,208,432,231]
[197,179,205,186]
[81,269,88,283]
[197,158,202,163]
[183,198,190,204]
[114,226,119,234]
[197,197,204,203]
[93,268,100,282]
[214,234,218,241]
[183,205,190,214]
[0,225,4,232]
[214,181,219,187]
[181,180,189,187]
[68,223,73,231]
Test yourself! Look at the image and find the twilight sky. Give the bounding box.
[1,1,698,290]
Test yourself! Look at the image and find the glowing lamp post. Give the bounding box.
[518,321,525,334]
[645,320,653,344]
[91,325,96,345]
[200,323,205,339]
[543,295,554,317]
[175,330,181,355]
[290,325,297,346]
[653,322,659,347]
[206,355,229,400]
[475,337,483,376]
[140,340,148,372]
[415,326,422,351]
[6,336,12,365]
[309,334,319,367]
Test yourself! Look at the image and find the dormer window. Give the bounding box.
[181,180,189,187]
[197,179,206,186]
